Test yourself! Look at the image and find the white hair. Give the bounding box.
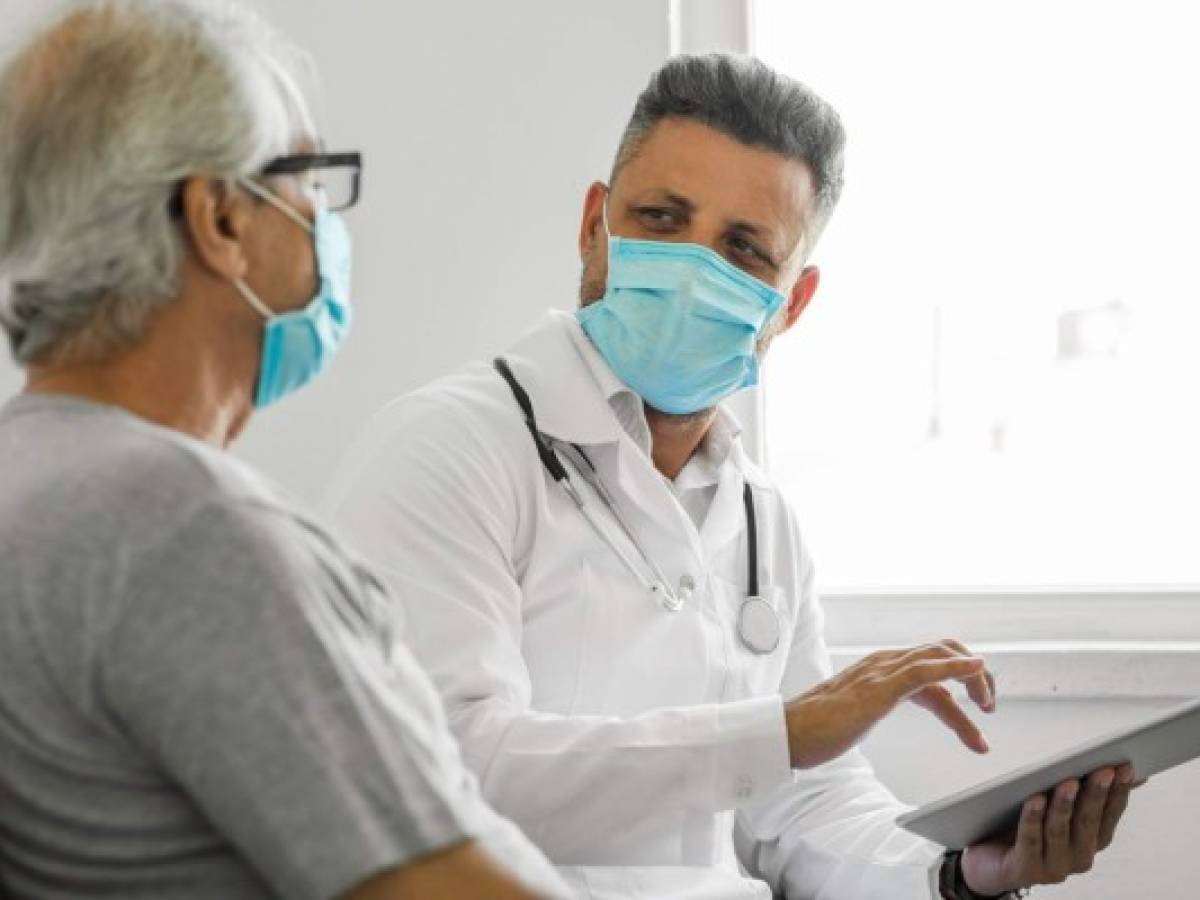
[0,0,317,365]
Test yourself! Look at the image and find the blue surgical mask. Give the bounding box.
[234,180,353,408]
[576,203,787,415]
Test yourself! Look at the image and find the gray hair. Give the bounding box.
[0,0,316,366]
[612,53,846,253]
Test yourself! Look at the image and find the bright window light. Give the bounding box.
[756,1,1200,589]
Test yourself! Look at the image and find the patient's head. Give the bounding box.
[0,0,316,368]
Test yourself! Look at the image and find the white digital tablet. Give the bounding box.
[896,695,1200,849]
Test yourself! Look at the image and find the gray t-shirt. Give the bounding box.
[0,394,567,900]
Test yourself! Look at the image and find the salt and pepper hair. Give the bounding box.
[612,53,846,255]
[0,0,316,366]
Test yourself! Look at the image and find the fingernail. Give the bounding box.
[1029,796,1046,814]
[1097,770,1114,790]
[1063,782,1079,802]
[1120,768,1136,785]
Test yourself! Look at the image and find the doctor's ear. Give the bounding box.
[180,176,254,283]
[779,266,820,334]
[578,181,610,261]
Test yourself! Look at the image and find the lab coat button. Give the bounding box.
[735,774,754,800]
[677,574,695,603]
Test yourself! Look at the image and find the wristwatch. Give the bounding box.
[939,851,1031,900]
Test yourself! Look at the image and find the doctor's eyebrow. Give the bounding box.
[626,190,695,214]
[661,191,695,211]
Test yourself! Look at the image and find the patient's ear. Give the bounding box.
[182,177,254,283]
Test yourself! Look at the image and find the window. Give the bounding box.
[756,0,1200,590]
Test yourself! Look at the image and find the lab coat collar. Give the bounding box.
[672,400,772,494]
[730,432,773,491]
[499,310,627,447]
[676,407,745,492]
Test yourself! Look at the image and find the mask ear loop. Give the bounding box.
[232,177,320,320]
[233,279,274,320]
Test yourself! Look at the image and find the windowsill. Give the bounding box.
[823,587,1200,699]
[829,642,1200,700]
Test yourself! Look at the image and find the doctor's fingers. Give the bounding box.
[886,641,995,712]
[909,684,990,754]
[939,638,997,712]
[1040,779,1082,883]
[1012,794,1047,878]
[1097,764,1138,851]
[836,649,987,716]
[875,653,989,706]
[1068,768,1116,872]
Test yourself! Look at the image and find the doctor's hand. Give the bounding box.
[783,641,995,769]
[959,764,1142,897]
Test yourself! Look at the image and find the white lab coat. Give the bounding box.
[327,310,945,899]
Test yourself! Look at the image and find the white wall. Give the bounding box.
[0,0,672,503]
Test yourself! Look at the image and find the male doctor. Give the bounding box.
[328,55,1135,899]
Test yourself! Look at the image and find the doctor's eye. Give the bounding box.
[728,235,773,271]
[635,206,683,231]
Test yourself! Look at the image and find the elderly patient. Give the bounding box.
[0,2,569,899]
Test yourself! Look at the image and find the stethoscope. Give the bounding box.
[493,357,782,655]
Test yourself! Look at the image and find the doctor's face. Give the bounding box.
[578,116,822,349]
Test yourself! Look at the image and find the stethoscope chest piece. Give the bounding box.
[738,595,781,655]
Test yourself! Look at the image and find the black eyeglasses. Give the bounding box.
[167,150,363,218]
[259,151,363,212]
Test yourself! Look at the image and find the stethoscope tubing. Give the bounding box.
[553,439,683,607]
[493,357,777,652]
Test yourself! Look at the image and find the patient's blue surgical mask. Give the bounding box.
[577,202,786,415]
[234,179,352,408]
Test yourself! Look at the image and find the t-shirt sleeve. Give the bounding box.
[96,499,485,900]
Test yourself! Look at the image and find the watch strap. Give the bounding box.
[939,850,1030,900]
